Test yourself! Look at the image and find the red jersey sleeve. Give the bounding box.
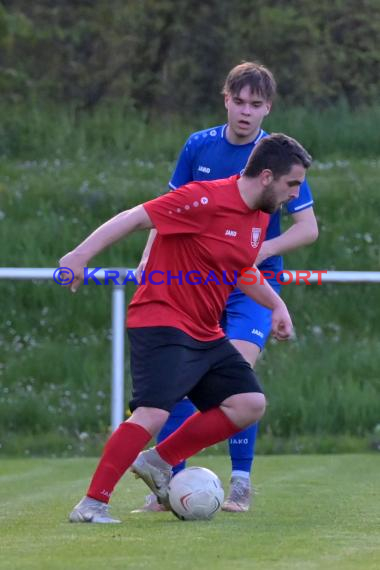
[143,183,215,236]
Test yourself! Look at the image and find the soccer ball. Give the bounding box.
[168,466,224,521]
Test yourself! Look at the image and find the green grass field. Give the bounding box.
[1,455,379,570]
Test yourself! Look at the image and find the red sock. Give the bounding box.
[87,421,151,503]
[156,408,240,467]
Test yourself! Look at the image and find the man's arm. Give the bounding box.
[60,205,153,292]
[255,207,318,266]
[237,268,293,341]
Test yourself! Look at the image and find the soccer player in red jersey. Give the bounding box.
[135,62,318,514]
[61,133,312,523]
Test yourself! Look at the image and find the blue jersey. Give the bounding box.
[169,124,314,274]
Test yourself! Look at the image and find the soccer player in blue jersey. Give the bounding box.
[133,61,318,513]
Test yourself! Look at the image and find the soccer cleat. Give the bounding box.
[221,476,252,512]
[130,493,169,513]
[69,496,121,524]
[131,449,172,509]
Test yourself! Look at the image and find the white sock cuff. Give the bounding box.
[231,470,251,480]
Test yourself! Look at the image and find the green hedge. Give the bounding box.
[0,0,379,110]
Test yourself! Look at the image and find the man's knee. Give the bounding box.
[220,393,266,428]
[128,406,169,436]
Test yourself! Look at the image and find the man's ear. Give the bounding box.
[261,169,273,187]
[224,94,230,110]
[264,102,272,116]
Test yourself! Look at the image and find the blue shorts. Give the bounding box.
[220,280,281,350]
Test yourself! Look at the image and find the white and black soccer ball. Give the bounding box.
[168,466,224,521]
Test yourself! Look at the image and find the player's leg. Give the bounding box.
[221,283,280,512]
[157,398,197,475]
[133,338,266,503]
[70,327,203,523]
[132,398,196,512]
[228,340,261,479]
[70,408,168,523]
[222,340,261,512]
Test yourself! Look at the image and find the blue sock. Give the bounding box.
[157,398,196,475]
[228,423,258,476]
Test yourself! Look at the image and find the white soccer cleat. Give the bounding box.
[131,449,172,509]
[130,493,169,513]
[221,476,252,513]
[69,496,121,524]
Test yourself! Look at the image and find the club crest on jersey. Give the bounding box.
[251,228,262,248]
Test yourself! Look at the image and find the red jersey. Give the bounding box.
[127,175,269,341]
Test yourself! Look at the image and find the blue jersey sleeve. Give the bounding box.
[169,137,194,190]
[285,178,314,214]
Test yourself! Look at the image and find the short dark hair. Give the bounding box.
[244,133,312,179]
[222,61,277,102]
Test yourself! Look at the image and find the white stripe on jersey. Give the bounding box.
[221,126,265,145]
[292,200,314,211]
[255,129,266,143]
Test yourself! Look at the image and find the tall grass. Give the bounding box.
[0,101,380,160]
[0,104,379,454]
[266,101,380,159]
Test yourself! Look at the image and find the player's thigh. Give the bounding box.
[188,340,263,412]
[230,339,260,367]
[222,282,281,350]
[127,327,209,412]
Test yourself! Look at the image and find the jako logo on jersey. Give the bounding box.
[198,165,211,174]
[251,228,262,248]
[251,329,264,338]
[225,229,237,237]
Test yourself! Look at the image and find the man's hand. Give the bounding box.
[271,300,294,341]
[59,251,87,293]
